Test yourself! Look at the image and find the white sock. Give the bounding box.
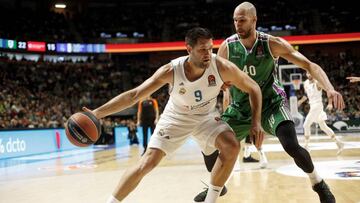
[307,169,322,186]
[106,195,121,203]
[204,184,223,203]
[243,144,251,158]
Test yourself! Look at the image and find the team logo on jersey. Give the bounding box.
[208,75,216,86]
[179,82,184,86]
[179,87,186,95]
[157,129,165,137]
[256,44,265,58]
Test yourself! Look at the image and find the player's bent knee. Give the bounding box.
[137,149,164,175]
[216,131,240,159]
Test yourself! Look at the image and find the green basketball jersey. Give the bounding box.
[225,32,287,115]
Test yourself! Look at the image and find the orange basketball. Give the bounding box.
[65,112,101,147]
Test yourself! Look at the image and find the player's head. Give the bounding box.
[306,72,313,81]
[185,27,213,69]
[233,2,257,39]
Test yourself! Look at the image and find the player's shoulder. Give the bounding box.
[170,56,188,66]
[225,34,239,44]
[154,62,174,83]
[268,34,286,46]
[215,55,237,77]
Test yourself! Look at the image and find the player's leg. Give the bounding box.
[318,120,344,155]
[191,115,241,203]
[276,120,335,202]
[267,100,336,202]
[205,130,240,203]
[194,150,227,202]
[303,109,316,151]
[107,148,165,202]
[194,116,249,202]
[107,113,193,202]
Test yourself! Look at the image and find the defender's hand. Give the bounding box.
[250,123,265,150]
[346,76,360,83]
[326,90,345,110]
[326,104,333,111]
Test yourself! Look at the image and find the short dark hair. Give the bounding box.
[185,27,213,47]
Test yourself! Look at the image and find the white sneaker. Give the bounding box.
[259,150,268,169]
[336,142,344,156]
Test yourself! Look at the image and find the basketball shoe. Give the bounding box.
[193,184,227,202]
[312,180,336,203]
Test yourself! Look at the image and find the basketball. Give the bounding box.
[65,111,101,147]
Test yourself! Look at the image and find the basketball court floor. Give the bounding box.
[0,133,359,203]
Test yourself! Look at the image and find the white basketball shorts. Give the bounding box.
[148,111,233,156]
[306,103,328,123]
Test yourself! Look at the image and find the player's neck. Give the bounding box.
[184,61,206,82]
[240,30,257,50]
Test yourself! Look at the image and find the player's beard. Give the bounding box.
[197,61,210,69]
[237,27,252,39]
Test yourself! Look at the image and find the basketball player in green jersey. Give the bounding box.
[194,2,345,203]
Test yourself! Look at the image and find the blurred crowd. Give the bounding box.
[0,0,357,43]
[0,46,359,129]
[0,54,168,129]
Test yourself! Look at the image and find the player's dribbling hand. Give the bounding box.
[82,107,99,119]
[250,123,265,150]
[326,90,345,111]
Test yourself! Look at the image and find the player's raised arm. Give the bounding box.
[270,36,345,110]
[217,56,264,149]
[84,64,173,119]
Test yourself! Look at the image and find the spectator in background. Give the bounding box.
[137,95,159,154]
[127,119,139,146]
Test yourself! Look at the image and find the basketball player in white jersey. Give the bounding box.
[83,27,264,203]
[298,72,344,155]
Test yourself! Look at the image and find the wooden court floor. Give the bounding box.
[0,133,359,203]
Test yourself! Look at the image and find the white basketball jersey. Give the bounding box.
[164,54,223,115]
[304,79,323,106]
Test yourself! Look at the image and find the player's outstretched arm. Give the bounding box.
[347,76,360,83]
[84,64,173,119]
[217,56,264,149]
[270,36,345,110]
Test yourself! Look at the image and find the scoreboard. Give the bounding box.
[1,33,359,53]
[0,38,106,53]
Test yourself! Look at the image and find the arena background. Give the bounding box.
[0,0,359,203]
